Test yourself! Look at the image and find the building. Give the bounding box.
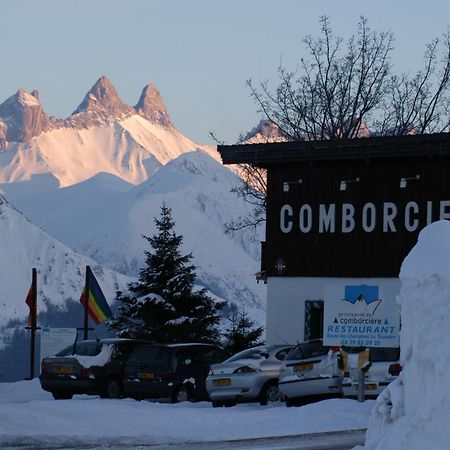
[218,133,450,346]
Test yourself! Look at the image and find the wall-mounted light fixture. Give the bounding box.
[400,174,420,188]
[283,179,303,192]
[339,177,360,191]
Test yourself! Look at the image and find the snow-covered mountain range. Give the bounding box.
[0,77,265,335]
[0,195,132,328]
[0,76,219,187]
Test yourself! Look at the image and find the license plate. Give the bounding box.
[54,365,73,374]
[293,363,313,372]
[354,383,377,391]
[213,378,231,386]
[138,372,155,380]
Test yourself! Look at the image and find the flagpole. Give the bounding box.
[29,267,37,379]
[83,265,90,340]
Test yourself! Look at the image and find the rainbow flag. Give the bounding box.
[79,267,112,324]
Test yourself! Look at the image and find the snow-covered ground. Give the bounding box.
[0,379,372,447]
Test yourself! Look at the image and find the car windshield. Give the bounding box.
[285,341,330,360]
[226,347,267,362]
[56,344,75,356]
[128,346,171,368]
[369,347,400,362]
[55,341,102,357]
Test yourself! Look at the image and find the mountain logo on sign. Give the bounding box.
[342,285,382,315]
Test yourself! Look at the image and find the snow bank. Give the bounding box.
[357,221,450,449]
[0,379,372,447]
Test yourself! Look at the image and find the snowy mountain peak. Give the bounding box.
[240,119,287,144]
[0,88,51,143]
[71,76,134,125]
[135,83,173,128]
[14,89,41,107]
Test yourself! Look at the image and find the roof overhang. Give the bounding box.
[218,133,450,166]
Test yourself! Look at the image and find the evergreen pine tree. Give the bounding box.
[222,310,264,355]
[109,204,224,343]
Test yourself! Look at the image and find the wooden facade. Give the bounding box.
[219,133,450,279]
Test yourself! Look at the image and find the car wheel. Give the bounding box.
[171,386,191,403]
[259,381,282,406]
[104,378,123,399]
[52,392,73,400]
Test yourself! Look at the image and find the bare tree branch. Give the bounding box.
[231,18,450,233]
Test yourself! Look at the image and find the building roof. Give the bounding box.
[218,133,450,166]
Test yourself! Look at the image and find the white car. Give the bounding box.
[341,347,401,399]
[278,339,342,406]
[206,345,293,406]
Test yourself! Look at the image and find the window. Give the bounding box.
[56,344,75,356]
[74,341,102,356]
[369,347,400,362]
[113,342,139,359]
[304,300,324,341]
[56,341,102,357]
[285,340,329,361]
[275,347,293,361]
[175,349,203,368]
[197,346,228,365]
[227,347,267,362]
[128,346,171,367]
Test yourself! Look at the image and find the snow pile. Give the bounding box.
[62,344,113,369]
[0,379,372,447]
[357,220,450,449]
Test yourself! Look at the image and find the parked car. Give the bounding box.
[278,339,342,406]
[39,338,148,400]
[341,347,401,399]
[123,343,228,402]
[206,344,293,407]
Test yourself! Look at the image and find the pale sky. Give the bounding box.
[1,0,449,143]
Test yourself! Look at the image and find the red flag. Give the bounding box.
[25,269,37,328]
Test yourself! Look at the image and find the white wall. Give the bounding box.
[266,277,400,345]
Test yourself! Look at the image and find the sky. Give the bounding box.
[1,0,449,144]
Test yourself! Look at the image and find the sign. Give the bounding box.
[266,155,450,278]
[40,327,77,360]
[280,200,450,235]
[323,284,400,348]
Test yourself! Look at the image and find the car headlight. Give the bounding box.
[233,366,257,374]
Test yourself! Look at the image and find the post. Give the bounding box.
[29,268,37,379]
[83,265,90,340]
[357,369,365,402]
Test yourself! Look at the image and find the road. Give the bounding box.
[3,429,366,450]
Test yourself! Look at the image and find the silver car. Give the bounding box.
[206,345,293,407]
[278,339,342,406]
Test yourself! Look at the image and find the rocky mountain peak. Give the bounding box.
[0,88,51,143]
[240,119,287,144]
[71,76,134,124]
[135,83,173,128]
